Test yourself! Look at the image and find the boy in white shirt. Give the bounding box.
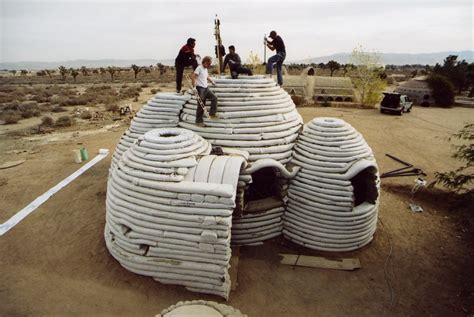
[191,56,218,126]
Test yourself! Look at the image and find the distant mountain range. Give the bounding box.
[0,59,175,71]
[292,50,473,65]
[1,51,472,70]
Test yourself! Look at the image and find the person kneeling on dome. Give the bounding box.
[223,45,253,79]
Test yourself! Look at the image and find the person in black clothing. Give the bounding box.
[223,45,253,79]
[265,30,286,86]
[175,38,198,94]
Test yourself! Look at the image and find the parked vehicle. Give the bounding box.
[380,92,413,115]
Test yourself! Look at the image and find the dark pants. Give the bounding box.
[266,52,286,85]
[175,59,198,92]
[230,65,253,79]
[196,86,217,123]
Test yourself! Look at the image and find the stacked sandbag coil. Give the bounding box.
[111,93,190,167]
[178,76,303,245]
[178,76,303,165]
[156,300,247,317]
[105,128,246,299]
[283,117,380,252]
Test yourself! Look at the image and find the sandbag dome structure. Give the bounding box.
[283,117,380,251]
[105,75,380,298]
[106,128,246,299]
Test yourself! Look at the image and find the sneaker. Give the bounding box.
[209,113,219,119]
[196,122,205,127]
[176,90,183,95]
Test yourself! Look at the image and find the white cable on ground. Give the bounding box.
[0,149,109,236]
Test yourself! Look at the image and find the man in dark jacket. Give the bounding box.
[265,30,286,86]
[223,45,253,79]
[175,38,198,94]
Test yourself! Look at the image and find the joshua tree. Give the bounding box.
[70,68,79,83]
[59,66,68,80]
[80,66,89,76]
[131,64,142,79]
[157,63,166,75]
[326,60,341,77]
[107,66,117,81]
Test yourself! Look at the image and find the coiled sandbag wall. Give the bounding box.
[178,76,303,246]
[179,76,302,164]
[105,128,246,299]
[283,117,380,252]
[111,93,190,167]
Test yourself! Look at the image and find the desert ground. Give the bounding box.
[0,79,473,316]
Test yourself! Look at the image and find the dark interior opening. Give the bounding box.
[350,166,378,206]
[307,68,315,76]
[160,132,178,137]
[245,167,279,201]
[335,97,343,101]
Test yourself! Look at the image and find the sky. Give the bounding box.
[0,0,472,63]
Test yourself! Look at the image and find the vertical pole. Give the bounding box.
[214,15,224,74]
[263,34,267,65]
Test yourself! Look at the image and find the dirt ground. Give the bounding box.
[0,92,473,316]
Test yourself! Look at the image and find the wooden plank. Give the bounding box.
[244,196,284,214]
[0,160,26,169]
[229,247,240,291]
[279,254,361,271]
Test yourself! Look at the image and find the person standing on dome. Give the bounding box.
[175,37,198,94]
[265,30,286,86]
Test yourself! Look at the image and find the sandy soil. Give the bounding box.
[1,99,473,316]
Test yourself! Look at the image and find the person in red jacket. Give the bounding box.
[175,38,198,94]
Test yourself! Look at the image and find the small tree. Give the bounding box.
[426,74,455,107]
[58,66,68,80]
[131,64,142,79]
[20,69,28,76]
[435,123,473,193]
[45,69,53,78]
[157,63,166,75]
[245,51,264,74]
[350,45,386,107]
[9,70,17,76]
[80,66,89,76]
[107,66,116,81]
[326,60,340,77]
[70,68,79,83]
[99,67,107,75]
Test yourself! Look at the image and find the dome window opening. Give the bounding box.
[350,166,379,207]
[244,167,281,203]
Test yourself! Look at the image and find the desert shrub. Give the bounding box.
[41,116,55,126]
[291,95,305,106]
[141,83,150,88]
[321,100,332,107]
[55,115,73,127]
[150,88,161,94]
[105,103,119,112]
[18,101,39,112]
[80,110,92,119]
[119,86,142,99]
[52,105,66,112]
[3,112,22,124]
[21,110,35,118]
[426,74,455,107]
[435,123,473,193]
[2,100,20,111]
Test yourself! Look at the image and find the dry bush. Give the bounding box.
[41,116,55,126]
[150,88,161,94]
[80,110,92,119]
[52,105,67,112]
[55,115,73,127]
[1,100,20,111]
[105,103,119,112]
[2,112,22,124]
[291,95,306,106]
[119,86,142,99]
[141,83,150,88]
